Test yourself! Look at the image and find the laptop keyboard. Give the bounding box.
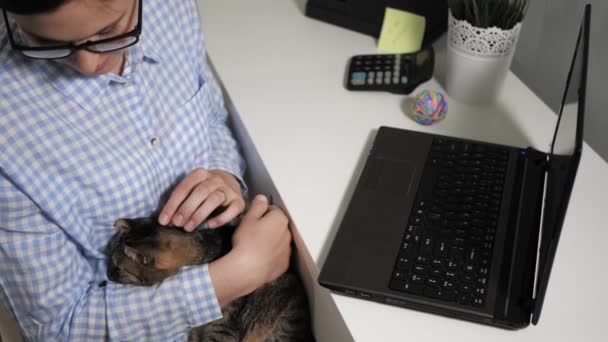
[389,137,509,308]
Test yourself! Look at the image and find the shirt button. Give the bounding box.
[124,81,132,88]
[150,137,158,146]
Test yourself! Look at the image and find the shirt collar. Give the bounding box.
[35,38,161,114]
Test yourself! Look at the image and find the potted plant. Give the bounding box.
[444,0,528,104]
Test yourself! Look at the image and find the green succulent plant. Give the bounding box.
[448,0,528,29]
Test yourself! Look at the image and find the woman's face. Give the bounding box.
[12,0,138,76]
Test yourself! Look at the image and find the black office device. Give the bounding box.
[346,46,434,94]
[318,5,591,329]
[305,0,448,46]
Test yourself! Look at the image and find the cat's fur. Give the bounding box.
[106,217,314,342]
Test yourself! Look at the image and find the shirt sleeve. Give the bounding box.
[179,0,247,192]
[0,176,222,341]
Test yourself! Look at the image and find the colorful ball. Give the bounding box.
[412,90,448,125]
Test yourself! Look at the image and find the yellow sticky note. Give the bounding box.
[377,7,426,53]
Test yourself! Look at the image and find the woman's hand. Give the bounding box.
[159,168,245,231]
[208,195,292,307]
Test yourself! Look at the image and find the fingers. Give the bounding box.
[207,200,246,229]
[159,168,245,230]
[182,188,226,231]
[159,169,210,225]
[240,195,269,223]
[261,205,290,230]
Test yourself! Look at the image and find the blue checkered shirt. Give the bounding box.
[0,0,246,340]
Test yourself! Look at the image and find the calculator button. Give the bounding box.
[368,71,375,79]
[367,78,375,85]
[393,78,400,84]
[352,78,366,86]
[401,76,409,84]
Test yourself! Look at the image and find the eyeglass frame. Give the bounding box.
[2,0,143,59]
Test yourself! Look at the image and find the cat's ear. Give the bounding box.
[114,219,133,234]
[124,245,151,265]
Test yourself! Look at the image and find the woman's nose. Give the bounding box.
[69,50,101,76]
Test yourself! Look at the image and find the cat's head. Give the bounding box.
[106,217,208,286]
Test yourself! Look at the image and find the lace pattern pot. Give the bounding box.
[445,10,522,104]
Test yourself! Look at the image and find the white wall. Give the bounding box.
[511,0,607,160]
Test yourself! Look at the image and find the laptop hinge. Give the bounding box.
[500,148,547,324]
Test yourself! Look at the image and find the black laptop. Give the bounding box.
[318,5,591,329]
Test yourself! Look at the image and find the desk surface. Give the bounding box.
[198,0,608,340]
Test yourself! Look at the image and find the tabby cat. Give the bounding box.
[106,217,314,342]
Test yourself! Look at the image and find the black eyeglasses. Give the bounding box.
[2,0,142,59]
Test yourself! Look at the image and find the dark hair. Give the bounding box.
[0,0,68,15]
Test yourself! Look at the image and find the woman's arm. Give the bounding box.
[0,176,222,341]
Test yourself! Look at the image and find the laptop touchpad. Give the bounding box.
[364,158,415,196]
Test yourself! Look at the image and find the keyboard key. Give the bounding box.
[421,238,434,256]
[434,241,449,258]
[463,264,476,275]
[413,265,428,275]
[458,283,472,293]
[393,270,408,280]
[430,268,444,278]
[427,277,441,288]
[446,261,459,271]
[449,247,465,261]
[444,271,457,280]
[410,274,426,284]
[396,256,413,270]
[473,287,487,298]
[472,297,485,307]
[442,280,456,291]
[390,280,424,295]
[401,242,416,256]
[424,287,455,302]
[406,224,418,234]
[458,294,472,305]
[466,248,479,263]
[416,256,430,264]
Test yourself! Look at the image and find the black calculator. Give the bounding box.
[345,46,434,94]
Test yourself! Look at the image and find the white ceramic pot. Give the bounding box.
[445,11,522,104]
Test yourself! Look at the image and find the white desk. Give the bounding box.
[197,0,608,341]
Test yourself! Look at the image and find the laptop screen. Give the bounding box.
[532,5,590,324]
